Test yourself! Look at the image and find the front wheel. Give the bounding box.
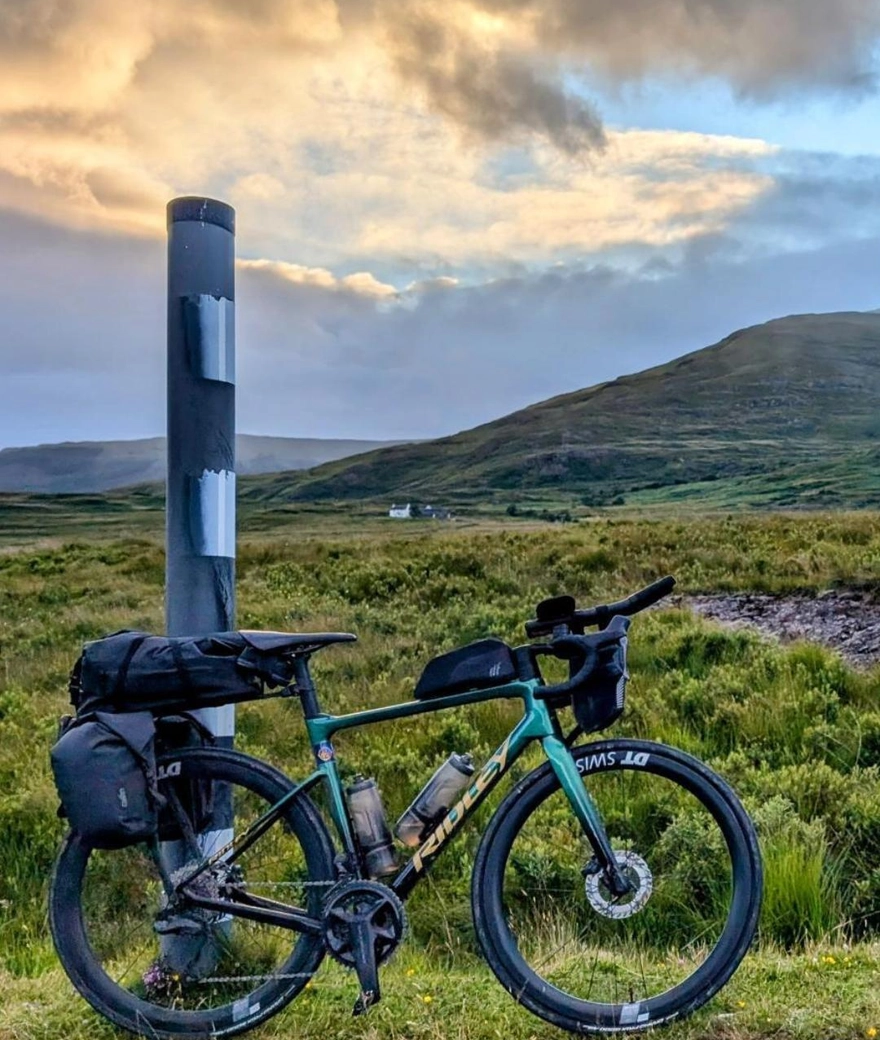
[472,739,762,1033]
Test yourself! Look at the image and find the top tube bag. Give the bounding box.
[413,637,518,700]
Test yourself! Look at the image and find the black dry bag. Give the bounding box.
[414,637,517,700]
[69,630,296,716]
[50,710,161,849]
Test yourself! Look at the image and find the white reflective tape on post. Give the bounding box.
[188,295,235,384]
[201,703,235,740]
[191,469,236,558]
[198,827,236,859]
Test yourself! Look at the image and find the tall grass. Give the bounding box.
[3,515,880,986]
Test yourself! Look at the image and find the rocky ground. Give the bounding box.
[679,590,880,668]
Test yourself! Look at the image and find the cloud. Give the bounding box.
[238,258,397,297]
[3,0,880,456]
[3,150,880,449]
[469,0,880,97]
[1,0,876,252]
[385,4,604,155]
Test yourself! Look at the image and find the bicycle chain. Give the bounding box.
[244,880,336,888]
[197,972,314,984]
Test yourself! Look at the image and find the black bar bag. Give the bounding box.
[50,710,162,849]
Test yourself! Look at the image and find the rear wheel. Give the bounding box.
[50,747,336,1038]
[472,739,761,1033]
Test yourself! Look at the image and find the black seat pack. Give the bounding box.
[50,711,161,849]
[414,638,518,700]
[69,630,300,716]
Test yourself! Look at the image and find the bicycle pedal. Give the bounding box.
[153,914,206,936]
[352,989,378,1016]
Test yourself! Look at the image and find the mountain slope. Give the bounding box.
[241,311,880,504]
[0,435,407,493]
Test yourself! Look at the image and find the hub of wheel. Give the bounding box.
[154,862,225,934]
[584,850,653,919]
[322,880,406,1014]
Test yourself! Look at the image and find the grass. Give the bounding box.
[5,512,880,1036]
[2,945,880,1040]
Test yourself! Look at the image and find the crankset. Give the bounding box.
[322,879,407,1015]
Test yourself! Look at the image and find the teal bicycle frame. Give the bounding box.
[179,658,624,927]
[306,676,619,900]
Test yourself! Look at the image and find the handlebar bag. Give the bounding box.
[414,638,517,700]
[50,710,162,849]
[570,634,629,734]
[69,630,297,716]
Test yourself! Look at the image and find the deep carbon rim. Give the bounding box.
[49,748,336,1039]
[472,739,762,1033]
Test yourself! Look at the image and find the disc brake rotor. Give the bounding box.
[584,850,653,920]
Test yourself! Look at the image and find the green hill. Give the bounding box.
[240,311,880,508]
[0,434,407,494]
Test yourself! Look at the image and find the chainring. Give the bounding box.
[322,879,407,967]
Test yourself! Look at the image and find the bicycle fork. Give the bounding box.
[542,734,632,898]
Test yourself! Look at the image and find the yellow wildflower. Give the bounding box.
[406,968,416,977]
[866,1028,877,1039]
[736,1001,746,1009]
[422,995,433,1004]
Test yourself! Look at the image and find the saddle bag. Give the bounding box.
[69,630,298,716]
[50,710,161,849]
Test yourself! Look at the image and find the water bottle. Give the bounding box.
[395,753,475,847]
[346,776,398,877]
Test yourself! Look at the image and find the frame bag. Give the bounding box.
[50,710,162,849]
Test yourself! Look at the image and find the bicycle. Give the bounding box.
[49,576,762,1037]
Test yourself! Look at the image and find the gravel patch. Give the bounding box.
[678,590,880,668]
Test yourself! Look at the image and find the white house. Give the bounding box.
[389,503,413,518]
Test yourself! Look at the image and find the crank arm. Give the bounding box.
[348,915,381,1015]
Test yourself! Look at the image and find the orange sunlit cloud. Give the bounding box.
[0,0,781,282]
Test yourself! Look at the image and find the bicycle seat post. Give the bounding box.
[292,655,322,717]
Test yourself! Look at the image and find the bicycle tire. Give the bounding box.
[50,747,336,1038]
[472,739,761,1033]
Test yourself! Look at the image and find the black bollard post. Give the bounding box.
[164,196,236,976]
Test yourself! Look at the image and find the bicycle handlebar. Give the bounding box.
[534,615,629,699]
[525,576,676,638]
[577,575,676,626]
[534,637,598,699]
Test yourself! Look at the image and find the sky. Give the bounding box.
[3,0,880,447]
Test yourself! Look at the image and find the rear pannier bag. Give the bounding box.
[69,630,298,716]
[50,710,161,849]
[414,638,517,700]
